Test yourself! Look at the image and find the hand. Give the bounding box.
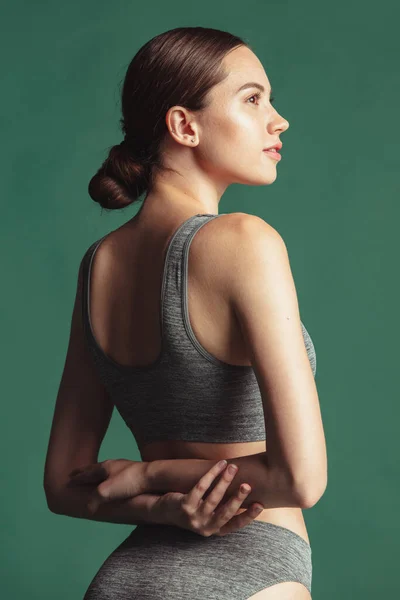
[153,460,265,537]
[67,459,148,512]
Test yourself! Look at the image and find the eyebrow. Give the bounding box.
[236,82,273,95]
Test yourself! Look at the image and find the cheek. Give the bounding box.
[199,109,264,173]
[212,118,254,155]
[226,113,265,162]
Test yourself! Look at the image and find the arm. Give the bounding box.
[48,449,303,526]
[48,483,166,525]
[145,452,307,510]
[225,215,327,505]
[47,453,299,525]
[48,453,295,528]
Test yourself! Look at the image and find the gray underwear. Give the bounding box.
[83,519,312,599]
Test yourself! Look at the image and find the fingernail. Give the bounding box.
[218,460,227,469]
[255,505,263,513]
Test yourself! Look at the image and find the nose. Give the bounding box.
[269,110,289,134]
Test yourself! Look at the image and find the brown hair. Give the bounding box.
[88,26,247,210]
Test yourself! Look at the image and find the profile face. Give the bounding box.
[196,45,289,187]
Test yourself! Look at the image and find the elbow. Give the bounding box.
[295,476,328,509]
[44,485,63,515]
[46,497,61,514]
[45,494,62,514]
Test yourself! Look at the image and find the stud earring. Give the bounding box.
[191,138,195,143]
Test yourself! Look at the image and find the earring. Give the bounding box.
[191,138,195,143]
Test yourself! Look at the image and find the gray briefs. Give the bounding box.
[83,519,312,599]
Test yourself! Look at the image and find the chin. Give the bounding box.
[233,168,278,186]
[250,172,278,186]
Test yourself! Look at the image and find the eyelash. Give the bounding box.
[246,92,275,105]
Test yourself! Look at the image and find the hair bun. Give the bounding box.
[88,142,148,209]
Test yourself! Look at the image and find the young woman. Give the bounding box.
[44,26,327,599]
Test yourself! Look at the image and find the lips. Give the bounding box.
[264,142,282,151]
[263,148,282,161]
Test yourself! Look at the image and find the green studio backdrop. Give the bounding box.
[2,0,399,598]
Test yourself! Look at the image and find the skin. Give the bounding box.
[137,44,289,221]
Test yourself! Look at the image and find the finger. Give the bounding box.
[183,460,228,510]
[211,483,253,527]
[215,504,264,536]
[86,465,140,513]
[68,465,108,486]
[67,470,108,487]
[87,492,102,515]
[69,463,107,478]
[69,463,97,477]
[200,463,240,516]
[69,468,83,477]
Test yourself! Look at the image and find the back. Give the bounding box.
[80,213,317,450]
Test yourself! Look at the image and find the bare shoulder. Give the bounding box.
[229,211,285,245]
[196,212,287,292]
[203,211,285,250]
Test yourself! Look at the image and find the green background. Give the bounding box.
[2,0,398,597]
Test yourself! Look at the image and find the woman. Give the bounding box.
[44,26,327,599]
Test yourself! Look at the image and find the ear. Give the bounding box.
[165,105,198,147]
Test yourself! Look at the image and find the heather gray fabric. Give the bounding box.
[83,521,312,599]
[80,213,316,598]
[81,213,317,448]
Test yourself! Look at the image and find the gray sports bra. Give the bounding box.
[81,213,317,447]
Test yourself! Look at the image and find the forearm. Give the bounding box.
[146,452,302,509]
[48,484,165,525]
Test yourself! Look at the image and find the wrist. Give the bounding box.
[127,492,166,526]
[148,494,173,526]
